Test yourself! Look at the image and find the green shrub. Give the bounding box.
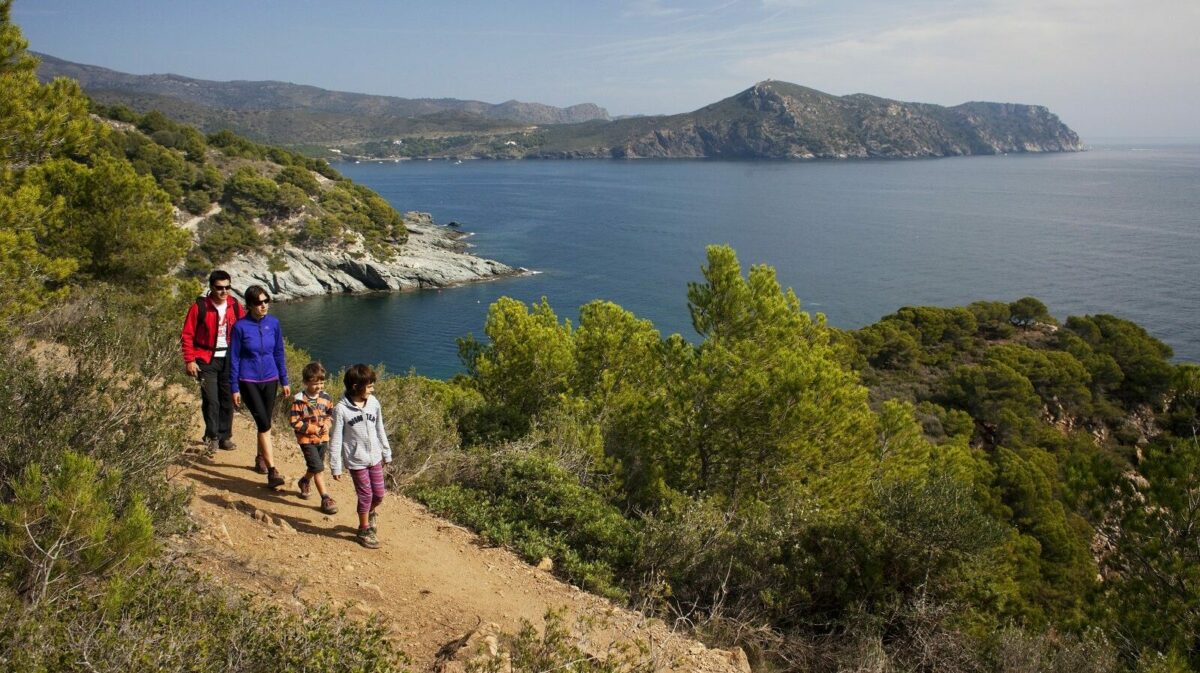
[276,164,322,195]
[221,167,281,219]
[0,566,407,673]
[181,188,212,215]
[0,452,154,603]
[411,448,637,600]
[293,215,343,248]
[374,374,462,486]
[1,285,193,523]
[198,211,264,262]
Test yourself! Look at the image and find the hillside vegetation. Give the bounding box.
[375,250,1199,673]
[0,7,414,670]
[36,52,610,146]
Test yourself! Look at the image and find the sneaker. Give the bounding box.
[253,453,268,474]
[297,476,311,499]
[218,438,237,450]
[368,510,378,529]
[267,467,285,489]
[320,495,339,515]
[357,526,380,549]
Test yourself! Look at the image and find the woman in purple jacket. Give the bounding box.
[230,285,291,488]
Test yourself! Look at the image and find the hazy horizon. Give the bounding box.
[16,0,1200,139]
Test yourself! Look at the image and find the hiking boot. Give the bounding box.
[218,438,237,450]
[357,526,379,549]
[266,467,285,489]
[297,475,311,499]
[253,453,268,474]
[320,495,338,515]
[368,510,378,529]
[204,439,218,458]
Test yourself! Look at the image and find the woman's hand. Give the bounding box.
[232,392,241,408]
[281,384,291,397]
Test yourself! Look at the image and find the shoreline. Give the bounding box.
[273,265,535,306]
[323,147,1087,164]
[219,212,528,302]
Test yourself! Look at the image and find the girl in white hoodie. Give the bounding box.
[329,364,392,549]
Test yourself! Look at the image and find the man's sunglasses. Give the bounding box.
[211,284,231,292]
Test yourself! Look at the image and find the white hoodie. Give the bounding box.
[328,395,392,475]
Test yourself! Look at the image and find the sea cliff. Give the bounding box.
[218,212,519,301]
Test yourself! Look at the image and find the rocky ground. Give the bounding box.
[219,212,522,301]
[172,401,749,673]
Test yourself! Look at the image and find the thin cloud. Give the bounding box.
[622,0,685,18]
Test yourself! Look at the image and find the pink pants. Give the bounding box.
[349,462,385,515]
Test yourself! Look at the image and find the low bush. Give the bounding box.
[410,447,637,600]
[0,286,193,531]
[470,609,651,673]
[0,566,407,673]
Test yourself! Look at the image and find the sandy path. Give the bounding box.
[175,403,748,673]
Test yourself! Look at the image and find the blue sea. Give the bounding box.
[274,146,1200,379]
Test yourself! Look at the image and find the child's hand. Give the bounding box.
[332,473,341,481]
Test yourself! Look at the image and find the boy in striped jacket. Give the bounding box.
[289,362,338,515]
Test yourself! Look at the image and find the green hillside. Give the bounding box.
[0,3,405,670]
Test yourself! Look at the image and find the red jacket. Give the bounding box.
[181,295,244,364]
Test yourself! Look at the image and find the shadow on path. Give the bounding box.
[190,464,358,542]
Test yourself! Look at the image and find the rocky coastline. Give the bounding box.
[219,212,523,302]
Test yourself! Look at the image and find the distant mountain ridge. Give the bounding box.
[38,53,1080,160]
[517,80,1083,159]
[34,53,609,134]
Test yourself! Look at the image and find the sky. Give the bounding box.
[14,0,1200,139]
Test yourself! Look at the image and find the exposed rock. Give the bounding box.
[220,212,520,301]
[536,556,554,572]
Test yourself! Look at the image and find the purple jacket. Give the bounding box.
[229,314,288,393]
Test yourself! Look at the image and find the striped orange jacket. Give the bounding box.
[289,391,334,444]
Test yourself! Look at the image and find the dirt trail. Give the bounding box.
[176,404,748,673]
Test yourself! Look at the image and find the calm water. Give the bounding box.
[274,147,1200,379]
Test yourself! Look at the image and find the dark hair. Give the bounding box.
[343,364,377,397]
[243,285,270,306]
[208,270,231,286]
[302,362,326,382]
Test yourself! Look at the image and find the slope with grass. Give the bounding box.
[92,105,517,300]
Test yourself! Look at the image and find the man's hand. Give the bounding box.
[281,384,291,398]
[232,392,241,408]
[186,362,200,378]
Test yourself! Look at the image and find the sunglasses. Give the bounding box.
[250,298,271,306]
[211,284,231,291]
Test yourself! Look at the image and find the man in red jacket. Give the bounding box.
[181,270,244,455]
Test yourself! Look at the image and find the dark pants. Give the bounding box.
[197,356,233,441]
[239,380,278,433]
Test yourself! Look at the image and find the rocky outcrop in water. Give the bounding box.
[218,213,519,301]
